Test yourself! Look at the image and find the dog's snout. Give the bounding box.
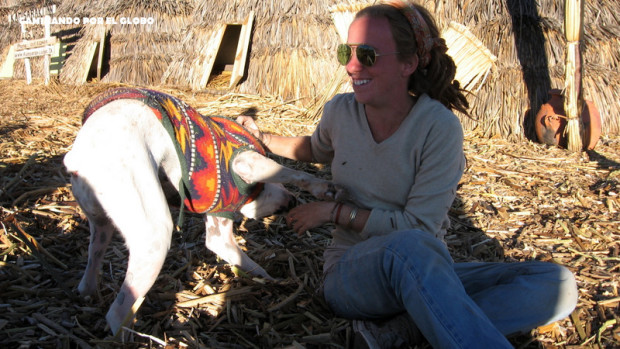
[274,195,297,215]
[287,195,298,210]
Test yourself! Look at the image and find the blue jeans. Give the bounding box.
[323,230,578,349]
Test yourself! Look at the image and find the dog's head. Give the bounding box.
[238,183,295,219]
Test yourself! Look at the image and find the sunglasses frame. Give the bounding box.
[337,43,400,67]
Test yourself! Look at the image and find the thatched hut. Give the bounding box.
[56,0,192,86]
[161,0,342,106]
[2,0,619,141]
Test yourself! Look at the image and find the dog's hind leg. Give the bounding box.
[71,175,115,297]
[205,215,273,280]
[101,174,174,335]
[70,157,174,335]
[79,221,115,296]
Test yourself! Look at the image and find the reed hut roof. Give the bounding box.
[162,0,342,107]
[1,0,619,140]
[57,0,191,86]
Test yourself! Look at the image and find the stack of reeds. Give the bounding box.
[442,21,497,93]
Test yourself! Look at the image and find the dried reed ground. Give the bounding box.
[0,79,618,348]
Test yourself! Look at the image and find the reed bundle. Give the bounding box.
[442,22,497,92]
[563,0,584,151]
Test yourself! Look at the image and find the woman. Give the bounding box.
[238,1,577,347]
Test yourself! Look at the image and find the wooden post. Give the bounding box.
[20,22,32,84]
[97,30,105,80]
[563,0,584,152]
[230,11,255,88]
[43,16,51,85]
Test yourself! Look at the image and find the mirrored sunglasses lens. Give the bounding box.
[337,44,351,65]
[357,45,376,67]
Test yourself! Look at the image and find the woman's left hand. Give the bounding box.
[286,201,335,236]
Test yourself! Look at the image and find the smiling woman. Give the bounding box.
[236,1,578,348]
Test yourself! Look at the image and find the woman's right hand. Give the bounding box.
[286,201,336,236]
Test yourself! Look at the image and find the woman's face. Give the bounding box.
[345,15,416,108]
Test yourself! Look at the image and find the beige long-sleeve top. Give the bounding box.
[310,93,465,272]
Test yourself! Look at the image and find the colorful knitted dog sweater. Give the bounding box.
[83,87,265,219]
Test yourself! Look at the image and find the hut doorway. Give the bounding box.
[87,31,110,82]
[205,11,254,90]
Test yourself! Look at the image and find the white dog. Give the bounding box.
[64,87,345,335]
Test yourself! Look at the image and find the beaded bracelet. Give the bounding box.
[329,202,339,222]
[333,203,344,225]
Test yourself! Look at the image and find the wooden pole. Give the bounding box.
[21,22,32,84]
[44,17,51,85]
[563,0,584,151]
[97,34,105,80]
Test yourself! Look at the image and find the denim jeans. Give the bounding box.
[323,229,578,349]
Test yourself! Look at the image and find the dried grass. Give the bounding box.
[1,79,619,348]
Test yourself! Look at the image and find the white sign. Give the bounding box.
[15,37,57,51]
[14,46,54,59]
[15,15,54,85]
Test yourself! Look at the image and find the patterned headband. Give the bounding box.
[383,0,435,68]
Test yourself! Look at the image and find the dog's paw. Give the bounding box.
[311,182,348,202]
[332,184,349,202]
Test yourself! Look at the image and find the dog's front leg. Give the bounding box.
[233,151,348,201]
[205,215,273,280]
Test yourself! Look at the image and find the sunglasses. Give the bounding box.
[337,43,400,67]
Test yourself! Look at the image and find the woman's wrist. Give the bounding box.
[260,132,272,148]
[330,203,359,229]
[347,207,358,229]
[331,202,344,225]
